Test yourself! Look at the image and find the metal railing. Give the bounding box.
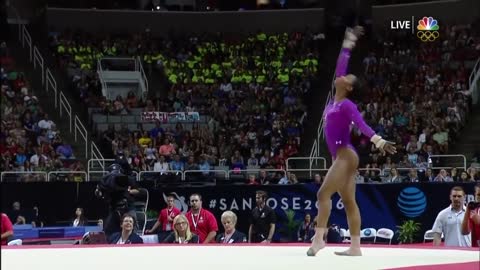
[87,159,115,174]
[138,170,184,181]
[59,92,72,132]
[33,47,44,85]
[228,169,287,179]
[87,170,139,182]
[430,154,467,171]
[90,143,106,174]
[3,163,478,183]
[1,171,48,182]
[45,69,57,108]
[15,19,100,163]
[183,170,224,182]
[137,56,149,94]
[469,57,480,105]
[357,168,382,175]
[21,25,32,61]
[74,116,88,159]
[47,171,88,182]
[97,57,148,98]
[286,157,327,179]
[310,72,336,161]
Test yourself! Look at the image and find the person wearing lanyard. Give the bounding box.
[432,186,471,247]
[216,211,247,244]
[1,213,14,245]
[461,184,480,247]
[186,193,218,243]
[146,194,181,234]
[163,214,199,244]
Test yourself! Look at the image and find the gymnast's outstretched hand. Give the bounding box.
[381,142,397,155]
[343,26,364,49]
[352,26,365,37]
[370,135,397,155]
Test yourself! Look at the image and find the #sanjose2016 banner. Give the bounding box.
[1,182,476,241]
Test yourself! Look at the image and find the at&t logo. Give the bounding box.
[397,187,427,218]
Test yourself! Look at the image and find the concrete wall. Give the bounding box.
[46,8,326,35]
[44,0,479,35]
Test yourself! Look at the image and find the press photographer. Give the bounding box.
[461,184,480,247]
[95,163,140,237]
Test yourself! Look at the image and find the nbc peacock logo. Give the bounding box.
[397,187,427,218]
[416,16,440,42]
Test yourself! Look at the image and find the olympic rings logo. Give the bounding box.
[417,30,440,42]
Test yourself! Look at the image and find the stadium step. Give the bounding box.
[8,35,89,166]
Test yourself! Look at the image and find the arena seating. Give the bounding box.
[0,42,82,182]
[351,23,480,183]
[49,30,325,182]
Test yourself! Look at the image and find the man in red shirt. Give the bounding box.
[1,212,14,245]
[146,194,181,233]
[462,184,480,247]
[186,193,218,243]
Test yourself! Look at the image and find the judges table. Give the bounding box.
[13,225,102,245]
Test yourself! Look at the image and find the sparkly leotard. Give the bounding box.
[323,48,375,159]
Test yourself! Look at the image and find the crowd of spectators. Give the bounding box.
[45,21,480,184]
[0,41,81,182]
[50,29,325,183]
[350,23,480,183]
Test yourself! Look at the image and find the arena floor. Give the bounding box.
[2,244,479,270]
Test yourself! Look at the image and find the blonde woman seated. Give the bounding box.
[163,214,199,244]
[216,211,247,244]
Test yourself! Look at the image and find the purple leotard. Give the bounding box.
[323,48,375,158]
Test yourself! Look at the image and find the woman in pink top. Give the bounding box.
[158,138,176,158]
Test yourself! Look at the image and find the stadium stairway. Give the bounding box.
[449,104,480,166]
[14,14,170,160]
[298,39,339,159]
[7,26,88,165]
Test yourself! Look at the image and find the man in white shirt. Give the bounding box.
[153,156,169,174]
[37,114,55,130]
[30,148,48,167]
[431,186,471,247]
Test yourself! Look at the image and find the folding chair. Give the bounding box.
[341,228,351,243]
[375,228,394,245]
[423,229,435,243]
[423,229,443,243]
[360,228,377,243]
[134,188,149,235]
[141,234,159,244]
[7,239,23,246]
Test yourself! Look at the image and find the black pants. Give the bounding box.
[251,232,268,243]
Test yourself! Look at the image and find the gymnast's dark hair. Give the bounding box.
[348,76,367,101]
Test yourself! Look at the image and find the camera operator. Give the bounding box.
[95,162,140,237]
[462,184,480,247]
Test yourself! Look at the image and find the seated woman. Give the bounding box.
[216,211,247,244]
[163,214,199,244]
[72,207,88,227]
[108,213,143,244]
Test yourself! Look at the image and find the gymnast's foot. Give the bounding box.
[334,247,362,256]
[306,239,325,256]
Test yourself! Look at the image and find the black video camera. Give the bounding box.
[96,167,133,211]
[467,201,480,210]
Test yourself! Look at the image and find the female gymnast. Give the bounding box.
[307,26,396,257]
